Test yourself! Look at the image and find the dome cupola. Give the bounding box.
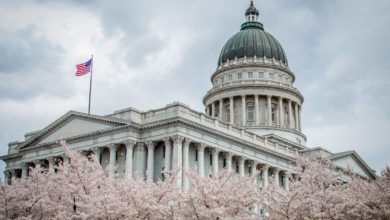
[218,1,288,66]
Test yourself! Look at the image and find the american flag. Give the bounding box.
[75,58,93,76]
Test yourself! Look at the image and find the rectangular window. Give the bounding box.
[237,72,242,79]
[248,72,253,78]
[269,73,274,80]
[278,74,283,82]
[195,150,198,162]
[228,74,232,81]
[221,76,224,84]
[259,72,264,79]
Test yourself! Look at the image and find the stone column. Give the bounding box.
[239,157,246,177]
[108,144,118,176]
[241,95,246,126]
[225,152,233,172]
[294,102,299,131]
[4,171,9,185]
[298,105,302,132]
[125,141,135,180]
[262,165,269,188]
[251,161,259,214]
[62,154,70,166]
[229,97,234,124]
[206,105,211,116]
[172,136,184,187]
[288,100,293,129]
[163,137,172,171]
[48,157,55,172]
[267,95,272,126]
[92,147,102,164]
[219,99,223,121]
[197,143,206,177]
[254,95,259,126]
[274,168,280,188]
[278,97,284,128]
[146,141,155,184]
[211,102,215,118]
[250,161,257,177]
[21,163,28,178]
[212,148,220,176]
[134,142,146,179]
[283,171,289,191]
[183,138,191,190]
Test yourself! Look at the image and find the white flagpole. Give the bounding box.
[88,55,93,115]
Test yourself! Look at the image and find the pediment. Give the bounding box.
[19,111,128,149]
[331,151,376,180]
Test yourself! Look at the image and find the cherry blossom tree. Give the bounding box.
[259,158,390,220]
[0,142,389,219]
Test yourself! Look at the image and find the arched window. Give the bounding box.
[247,102,254,122]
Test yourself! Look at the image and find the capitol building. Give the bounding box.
[1,1,376,187]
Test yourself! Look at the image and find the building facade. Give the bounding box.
[1,1,376,187]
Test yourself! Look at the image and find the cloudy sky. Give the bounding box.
[0,0,389,178]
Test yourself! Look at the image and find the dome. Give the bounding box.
[218,2,288,65]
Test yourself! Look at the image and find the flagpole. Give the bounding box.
[88,55,93,114]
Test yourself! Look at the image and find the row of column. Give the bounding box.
[206,94,301,131]
[5,136,291,190]
[194,143,290,190]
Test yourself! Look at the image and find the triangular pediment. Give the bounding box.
[331,151,376,180]
[19,111,128,149]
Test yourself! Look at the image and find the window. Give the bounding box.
[225,104,231,122]
[248,72,253,79]
[259,72,264,79]
[237,72,242,79]
[220,76,224,84]
[271,103,277,126]
[210,154,212,165]
[269,73,274,80]
[228,74,232,81]
[278,74,283,82]
[247,102,254,121]
[195,150,198,162]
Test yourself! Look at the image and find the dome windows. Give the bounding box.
[259,72,264,79]
[213,69,293,87]
[269,73,275,80]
